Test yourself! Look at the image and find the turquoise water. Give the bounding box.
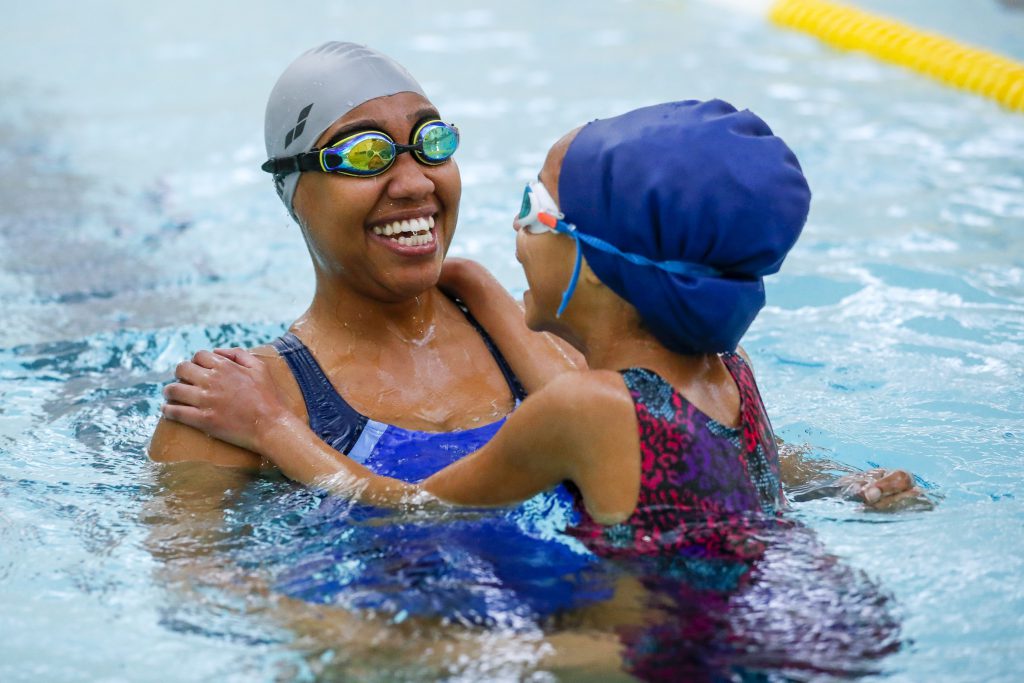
[2,0,1023,680]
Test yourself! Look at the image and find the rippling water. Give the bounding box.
[2,1,1023,681]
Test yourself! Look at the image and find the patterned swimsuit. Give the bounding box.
[567,352,784,562]
[564,358,899,681]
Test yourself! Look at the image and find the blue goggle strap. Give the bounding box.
[550,219,723,318]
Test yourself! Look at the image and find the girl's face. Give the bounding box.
[292,92,461,302]
[514,132,581,334]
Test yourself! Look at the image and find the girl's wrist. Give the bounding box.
[251,411,303,460]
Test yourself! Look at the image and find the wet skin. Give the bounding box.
[150,92,524,468]
[163,127,926,513]
[159,131,746,522]
[291,93,458,304]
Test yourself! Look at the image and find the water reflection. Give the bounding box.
[2,324,906,680]
[143,451,900,681]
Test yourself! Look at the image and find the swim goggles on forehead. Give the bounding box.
[515,180,723,317]
[261,120,459,177]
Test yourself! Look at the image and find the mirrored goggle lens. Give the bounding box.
[416,122,459,163]
[323,134,396,175]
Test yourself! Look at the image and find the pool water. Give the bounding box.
[2,0,1023,680]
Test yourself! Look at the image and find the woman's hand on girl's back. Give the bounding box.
[161,348,295,454]
[779,444,933,511]
[833,468,933,511]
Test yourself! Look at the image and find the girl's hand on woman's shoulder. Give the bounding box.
[161,348,296,454]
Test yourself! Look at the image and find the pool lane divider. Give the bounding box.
[715,0,1024,112]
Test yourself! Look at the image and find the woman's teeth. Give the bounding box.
[372,216,436,246]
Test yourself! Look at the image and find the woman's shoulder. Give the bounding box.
[148,342,305,469]
[250,341,288,366]
[247,342,306,414]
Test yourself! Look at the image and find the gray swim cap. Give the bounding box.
[264,42,426,219]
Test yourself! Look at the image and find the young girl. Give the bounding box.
[161,100,909,560]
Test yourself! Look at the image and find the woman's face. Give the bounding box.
[292,92,461,302]
[515,131,581,334]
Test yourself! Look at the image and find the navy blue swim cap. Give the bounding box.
[558,99,810,354]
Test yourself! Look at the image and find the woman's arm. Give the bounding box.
[149,417,265,469]
[162,349,639,520]
[779,444,930,510]
[439,258,585,393]
[740,347,930,510]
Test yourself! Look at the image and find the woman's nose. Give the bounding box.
[385,153,435,200]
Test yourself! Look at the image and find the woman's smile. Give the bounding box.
[368,212,439,255]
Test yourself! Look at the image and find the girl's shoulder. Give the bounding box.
[536,369,635,409]
[518,370,637,448]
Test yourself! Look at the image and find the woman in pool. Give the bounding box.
[148,42,577,476]
[152,41,916,523]
[162,99,925,537]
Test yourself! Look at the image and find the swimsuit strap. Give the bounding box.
[719,352,783,512]
[452,298,527,402]
[566,363,780,560]
[618,358,781,514]
[272,299,525,453]
[271,333,368,454]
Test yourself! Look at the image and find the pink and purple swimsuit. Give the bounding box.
[568,352,785,561]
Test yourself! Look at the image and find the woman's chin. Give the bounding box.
[377,262,444,301]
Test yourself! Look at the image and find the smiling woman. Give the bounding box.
[143,43,603,653]
[288,94,460,301]
[148,42,577,473]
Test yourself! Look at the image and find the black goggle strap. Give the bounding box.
[260,153,324,175]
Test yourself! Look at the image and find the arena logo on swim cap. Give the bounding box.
[264,42,427,220]
[285,104,314,149]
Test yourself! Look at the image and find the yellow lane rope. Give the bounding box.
[768,0,1024,112]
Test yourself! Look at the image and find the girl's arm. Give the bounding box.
[421,370,638,522]
[161,349,412,503]
[161,348,640,521]
[439,258,585,393]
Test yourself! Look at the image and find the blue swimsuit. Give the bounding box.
[270,306,525,479]
[268,307,603,623]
